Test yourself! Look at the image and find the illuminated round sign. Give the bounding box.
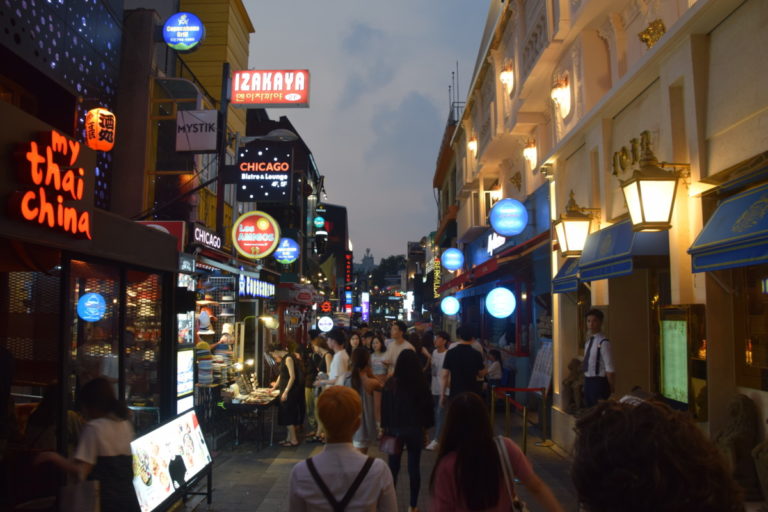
[163,12,205,52]
[485,287,517,319]
[490,198,528,237]
[318,316,334,333]
[274,237,300,264]
[232,211,281,259]
[313,216,325,229]
[77,293,106,322]
[441,296,460,316]
[441,248,464,272]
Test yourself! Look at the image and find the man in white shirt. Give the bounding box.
[582,309,615,407]
[316,329,350,387]
[289,386,397,511]
[383,320,415,376]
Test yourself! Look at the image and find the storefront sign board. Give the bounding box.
[176,110,217,152]
[232,211,280,259]
[163,12,205,52]
[231,70,310,108]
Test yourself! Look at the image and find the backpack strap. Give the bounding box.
[306,456,375,512]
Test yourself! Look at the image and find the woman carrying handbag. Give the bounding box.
[429,393,563,512]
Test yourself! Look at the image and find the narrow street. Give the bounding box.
[183,415,578,512]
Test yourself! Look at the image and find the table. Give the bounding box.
[223,400,277,447]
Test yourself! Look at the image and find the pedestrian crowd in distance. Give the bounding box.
[282,322,747,512]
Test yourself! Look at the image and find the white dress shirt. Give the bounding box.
[583,332,614,377]
[329,350,350,386]
[289,443,397,512]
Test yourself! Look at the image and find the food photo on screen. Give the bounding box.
[131,411,212,512]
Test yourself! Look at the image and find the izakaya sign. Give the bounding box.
[231,70,310,108]
[10,130,92,239]
[232,211,280,259]
[237,143,292,203]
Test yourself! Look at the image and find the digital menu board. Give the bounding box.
[132,410,211,512]
[177,349,194,397]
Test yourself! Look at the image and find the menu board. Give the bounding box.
[131,410,212,512]
[177,349,194,398]
[661,319,688,403]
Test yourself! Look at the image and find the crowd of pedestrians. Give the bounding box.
[283,321,748,512]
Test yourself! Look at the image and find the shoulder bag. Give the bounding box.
[494,436,530,512]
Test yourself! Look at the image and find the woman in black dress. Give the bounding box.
[271,342,304,447]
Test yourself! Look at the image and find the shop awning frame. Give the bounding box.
[688,182,768,272]
[579,219,669,281]
[553,258,580,293]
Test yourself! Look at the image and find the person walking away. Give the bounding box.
[289,386,396,511]
[440,326,486,408]
[315,329,350,387]
[370,335,388,434]
[271,343,304,447]
[345,347,382,454]
[409,332,432,377]
[426,331,450,451]
[381,350,434,512]
[310,335,334,443]
[430,392,563,512]
[36,377,141,512]
[302,333,321,440]
[581,309,615,407]
[384,321,414,377]
[572,398,743,512]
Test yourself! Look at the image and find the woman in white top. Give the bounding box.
[426,331,450,451]
[38,377,140,512]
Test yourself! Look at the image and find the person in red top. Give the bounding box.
[429,393,563,512]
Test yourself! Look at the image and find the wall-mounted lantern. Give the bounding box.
[553,191,599,257]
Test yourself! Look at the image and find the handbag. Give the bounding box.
[378,434,403,456]
[59,479,100,512]
[494,436,530,512]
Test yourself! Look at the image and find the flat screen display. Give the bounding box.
[661,319,688,403]
[131,410,211,512]
[177,349,194,397]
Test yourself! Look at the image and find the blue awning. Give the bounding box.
[455,280,502,299]
[689,182,768,273]
[553,258,579,293]
[579,219,669,281]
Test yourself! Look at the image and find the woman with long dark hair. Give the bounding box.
[271,341,304,447]
[345,347,381,453]
[381,349,433,512]
[430,393,563,512]
[37,377,141,512]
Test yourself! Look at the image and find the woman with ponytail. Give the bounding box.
[37,377,140,512]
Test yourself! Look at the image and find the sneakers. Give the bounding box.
[425,439,438,451]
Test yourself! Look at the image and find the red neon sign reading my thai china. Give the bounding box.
[231,211,281,259]
[10,130,92,239]
[231,70,310,107]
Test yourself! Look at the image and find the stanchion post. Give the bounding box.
[534,389,555,448]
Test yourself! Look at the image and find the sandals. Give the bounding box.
[307,435,325,443]
[279,440,300,447]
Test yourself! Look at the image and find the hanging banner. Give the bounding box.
[176,110,217,152]
[231,211,280,259]
[231,70,310,108]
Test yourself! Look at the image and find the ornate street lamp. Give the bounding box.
[620,131,686,232]
[553,191,599,258]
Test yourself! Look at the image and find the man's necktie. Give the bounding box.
[582,336,595,375]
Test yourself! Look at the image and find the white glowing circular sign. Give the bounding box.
[318,316,334,333]
[440,296,460,316]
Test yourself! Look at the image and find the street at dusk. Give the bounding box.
[1,1,767,511]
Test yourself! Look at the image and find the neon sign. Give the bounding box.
[238,274,276,299]
[232,211,280,259]
[10,131,92,239]
[163,12,205,52]
[77,293,106,322]
[274,237,300,264]
[490,198,528,237]
[232,70,310,108]
[433,257,441,299]
[237,144,292,202]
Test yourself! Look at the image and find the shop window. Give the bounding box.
[736,263,768,389]
[125,272,163,431]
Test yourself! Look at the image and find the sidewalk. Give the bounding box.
[183,413,578,512]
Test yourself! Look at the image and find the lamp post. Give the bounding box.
[553,191,599,257]
[620,131,685,232]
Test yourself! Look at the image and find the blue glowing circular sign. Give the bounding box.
[313,216,325,229]
[77,293,106,322]
[490,198,528,237]
[274,237,300,264]
[441,248,464,271]
[485,287,516,319]
[441,296,460,316]
[163,12,205,52]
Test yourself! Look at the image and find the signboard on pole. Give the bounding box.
[176,110,218,152]
[237,143,292,202]
[231,211,280,260]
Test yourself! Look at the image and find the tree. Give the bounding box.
[370,255,406,288]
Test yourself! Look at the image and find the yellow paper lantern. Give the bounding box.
[85,108,116,152]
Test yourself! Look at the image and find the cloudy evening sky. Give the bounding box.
[243,1,488,262]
